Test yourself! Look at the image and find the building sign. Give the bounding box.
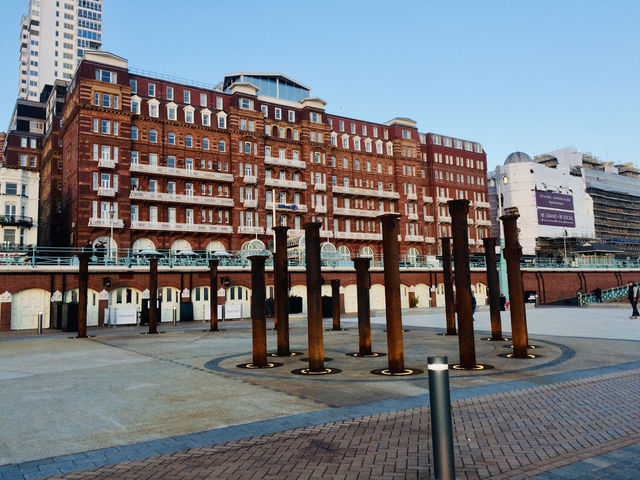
[537,209,576,228]
[535,191,574,211]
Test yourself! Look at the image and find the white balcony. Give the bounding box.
[130,220,234,234]
[468,218,475,225]
[469,239,476,245]
[98,187,115,197]
[475,201,491,209]
[243,198,258,208]
[405,235,424,242]
[130,163,234,183]
[333,207,379,218]
[407,213,419,221]
[264,177,307,190]
[425,237,436,244]
[265,201,308,213]
[476,219,492,226]
[314,183,326,192]
[98,158,116,169]
[130,190,235,207]
[332,185,400,200]
[439,215,452,223]
[88,217,124,228]
[407,192,417,201]
[334,231,383,241]
[237,226,265,235]
[424,215,434,222]
[264,156,307,169]
[320,229,334,238]
[243,175,257,184]
[422,196,433,204]
[437,196,453,204]
[314,204,327,214]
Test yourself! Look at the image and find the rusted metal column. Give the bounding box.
[441,238,456,335]
[482,237,504,340]
[331,279,341,330]
[149,257,159,334]
[379,213,405,373]
[501,211,529,358]
[304,222,325,372]
[208,258,219,332]
[77,250,89,338]
[249,255,268,367]
[274,226,290,355]
[448,200,476,368]
[354,258,372,356]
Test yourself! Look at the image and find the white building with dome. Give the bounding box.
[488,151,596,256]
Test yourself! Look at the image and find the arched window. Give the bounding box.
[149,129,157,143]
[186,134,193,148]
[167,132,175,145]
[337,245,350,260]
[407,247,420,265]
[359,246,374,258]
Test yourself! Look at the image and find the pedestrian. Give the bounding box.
[499,294,506,311]
[627,281,639,319]
[594,287,602,303]
[471,293,477,321]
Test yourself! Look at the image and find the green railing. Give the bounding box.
[577,285,630,305]
[1,245,640,271]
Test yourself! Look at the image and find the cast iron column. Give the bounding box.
[448,200,476,368]
[354,257,372,356]
[149,257,159,334]
[249,255,268,367]
[274,226,290,355]
[483,237,503,340]
[441,237,456,335]
[379,213,405,373]
[208,258,219,331]
[500,211,529,358]
[304,222,325,372]
[331,279,341,330]
[77,250,89,338]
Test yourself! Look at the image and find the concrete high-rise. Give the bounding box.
[18,0,102,100]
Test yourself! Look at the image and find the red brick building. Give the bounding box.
[54,51,488,259]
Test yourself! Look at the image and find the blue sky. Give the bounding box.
[1,0,638,170]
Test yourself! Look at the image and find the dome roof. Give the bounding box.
[504,151,532,165]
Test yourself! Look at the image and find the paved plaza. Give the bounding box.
[1,306,639,479]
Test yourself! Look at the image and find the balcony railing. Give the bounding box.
[439,215,452,223]
[332,185,400,200]
[476,219,492,226]
[475,201,491,209]
[243,198,258,208]
[237,226,265,235]
[314,204,327,214]
[242,175,257,184]
[407,213,419,221]
[264,156,307,169]
[130,190,235,207]
[436,196,453,204]
[265,201,308,213]
[422,196,433,204]
[424,215,434,222]
[264,177,307,190]
[333,207,379,218]
[404,235,424,242]
[130,220,233,234]
[98,158,116,169]
[334,231,383,241]
[88,217,124,228]
[130,163,234,183]
[407,192,417,201]
[98,187,115,197]
[0,215,33,227]
[314,183,326,192]
[425,236,436,244]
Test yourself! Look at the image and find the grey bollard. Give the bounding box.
[428,355,455,480]
[38,311,43,334]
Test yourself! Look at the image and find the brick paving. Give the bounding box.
[39,368,640,480]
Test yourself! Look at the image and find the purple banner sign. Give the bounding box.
[537,208,576,228]
[535,190,574,211]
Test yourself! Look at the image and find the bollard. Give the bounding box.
[38,311,43,334]
[428,355,455,480]
[172,307,176,327]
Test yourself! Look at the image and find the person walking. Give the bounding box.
[628,281,639,319]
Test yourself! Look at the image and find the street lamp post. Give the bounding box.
[109,207,116,262]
